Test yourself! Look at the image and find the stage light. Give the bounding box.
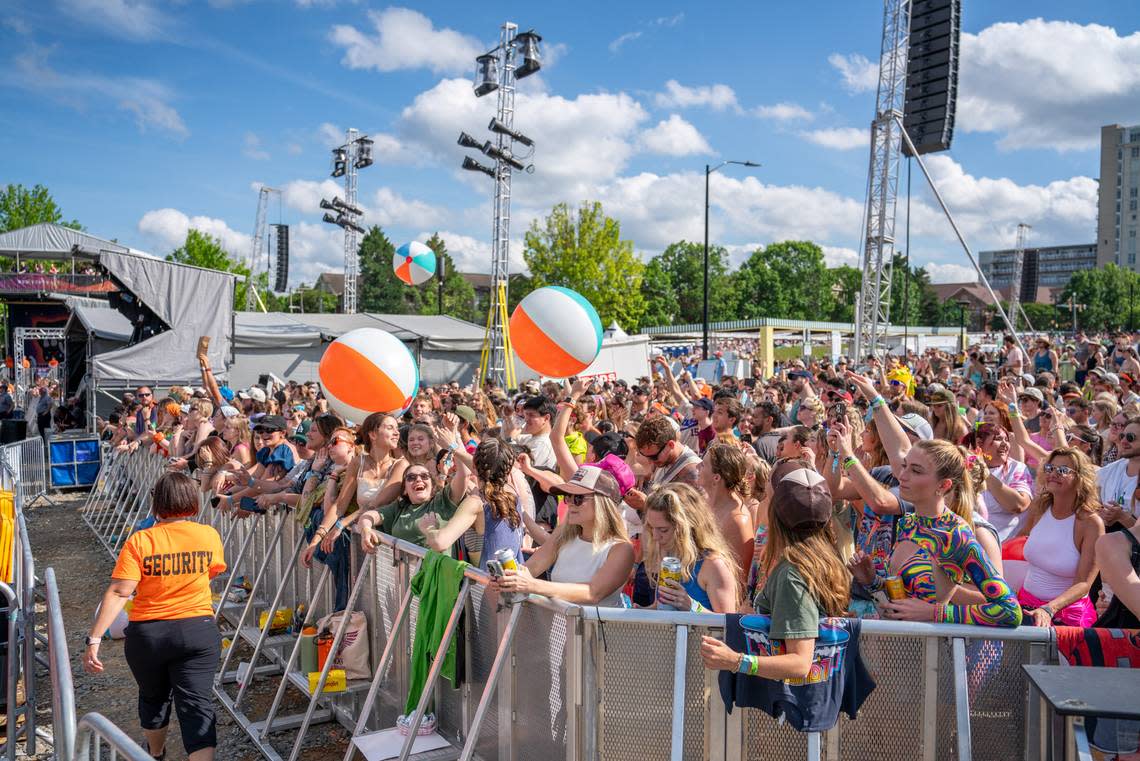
[488,117,534,147]
[333,198,363,216]
[322,212,339,225]
[514,31,542,79]
[331,147,347,178]
[319,199,336,211]
[458,132,489,151]
[462,156,496,178]
[474,54,499,97]
[354,137,373,169]
[484,144,526,171]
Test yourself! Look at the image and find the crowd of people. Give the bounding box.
[81,332,1140,758]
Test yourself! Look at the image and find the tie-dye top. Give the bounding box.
[895,510,1022,628]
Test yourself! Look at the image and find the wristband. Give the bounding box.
[689,599,706,614]
[842,456,859,472]
[448,442,460,452]
[1007,407,1019,419]
[1040,605,1055,620]
[334,519,345,530]
[85,635,101,646]
[315,528,328,538]
[870,395,886,410]
[736,654,760,676]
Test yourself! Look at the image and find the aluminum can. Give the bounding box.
[658,556,684,610]
[492,547,518,573]
[884,576,906,601]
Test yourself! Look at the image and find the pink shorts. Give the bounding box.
[1017,587,1097,627]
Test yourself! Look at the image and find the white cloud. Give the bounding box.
[329,8,482,75]
[279,179,344,213]
[798,127,867,151]
[58,0,167,41]
[822,246,859,267]
[654,80,740,112]
[907,155,1098,249]
[372,187,447,230]
[287,222,344,286]
[395,78,649,202]
[243,132,269,161]
[11,47,188,137]
[957,19,1140,151]
[639,114,713,156]
[653,13,684,27]
[137,208,251,258]
[287,143,303,156]
[755,102,814,122]
[609,31,642,53]
[827,52,878,94]
[925,263,980,284]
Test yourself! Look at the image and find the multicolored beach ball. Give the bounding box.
[318,328,419,421]
[509,286,603,378]
[393,241,437,286]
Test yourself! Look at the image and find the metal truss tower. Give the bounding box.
[854,0,911,361]
[245,185,276,312]
[479,22,520,389]
[1008,223,1030,332]
[342,128,361,315]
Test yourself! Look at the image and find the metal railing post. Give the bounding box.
[45,568,76,760]
[952,637,973,761]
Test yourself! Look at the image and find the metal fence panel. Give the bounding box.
[515,602,571,761]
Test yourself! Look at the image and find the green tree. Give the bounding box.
[1019,302,1064,331]
[420,233,478,322]
[523,201,645,330]
[825,265,863,322]
[166,228,256,310]
[1060,264,1140,332]
[0,183,82,233]
[731,241,833,320]
[264,285,339,314]
[639,241,733,326]
[357,225,423,314]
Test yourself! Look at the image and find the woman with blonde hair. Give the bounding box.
[700,462,850,680]
[700,443,754,589]
[222,413,254,468]
[491,465,633,606]
[878,440,1021,627]
[1014,448,1104,627]
[637,483,738,612]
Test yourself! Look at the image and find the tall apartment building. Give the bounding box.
[1097,123,1140,269]
[978,243,1096,302]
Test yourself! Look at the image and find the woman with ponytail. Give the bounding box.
[878,440,1022,627]
[418,437,531,571]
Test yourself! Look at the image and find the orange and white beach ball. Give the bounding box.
[393,241,436,286]
[318,328,418,421]
[510,286,603,378]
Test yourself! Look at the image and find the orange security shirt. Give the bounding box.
[112,521,226,621]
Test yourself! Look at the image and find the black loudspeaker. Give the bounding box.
[903,0,960,156]
[1,419,28,444]
[273,224,289,293]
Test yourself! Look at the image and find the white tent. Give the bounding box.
[229,312,486,388]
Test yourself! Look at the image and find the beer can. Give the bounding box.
[884,576,906,601]
[658,557,684,611]
[492,547,518,573]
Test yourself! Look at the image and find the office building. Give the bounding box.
[1098,123,1140,269]
[978,243,1097,303]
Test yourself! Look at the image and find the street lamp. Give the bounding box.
[957,300,970,354]
[704,160,760,359]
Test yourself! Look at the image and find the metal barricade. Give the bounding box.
[73,713,153,761]
[0,437,49,508]
[45,567,77,761]
[81,447,166,560]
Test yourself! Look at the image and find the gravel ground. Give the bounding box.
[22,493,352,760]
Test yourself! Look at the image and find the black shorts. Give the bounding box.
[123,616,221,753]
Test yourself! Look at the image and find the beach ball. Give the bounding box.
[318,328,419,421]
[393,241,437,286]
[510,286,603,378]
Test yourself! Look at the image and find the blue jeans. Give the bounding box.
[304,505,351,611]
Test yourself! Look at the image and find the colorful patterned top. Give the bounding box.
[895,510,1022,628]
[746,522,769,605]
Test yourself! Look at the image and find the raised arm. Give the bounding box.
[197,337,224,409]
[550,403,579,480]
[847,370,910,472]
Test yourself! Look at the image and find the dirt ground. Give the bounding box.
[22,492,352,760]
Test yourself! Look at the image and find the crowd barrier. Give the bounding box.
[85,445,1070,761]
[0,437,46,760]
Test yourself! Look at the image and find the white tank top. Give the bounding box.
[1023,509,1081,600]
[356,454,389,507]
[550,537,623,607]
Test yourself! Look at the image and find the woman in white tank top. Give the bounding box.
[491,465,634,607]
[323,413,404,552]
[1015,449,1104,627]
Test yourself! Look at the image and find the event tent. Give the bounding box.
[230,312,487,388]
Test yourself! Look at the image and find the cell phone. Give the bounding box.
[486,559,504,579]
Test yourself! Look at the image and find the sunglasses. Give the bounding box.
[563,493,591,505]
[404,472,432,483]
[638,445,668,463]
[138,392,152,397]
[1042,463,1076,477]
[1125,432,1139,444]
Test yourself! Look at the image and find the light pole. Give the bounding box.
[957,300,970,354]
[704,160,760,359]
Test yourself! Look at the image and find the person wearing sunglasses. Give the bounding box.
[624,416,703,513]
[1096,417,1140,533]
[490,465,633,607]
[1012,448,1103,627]
[130,385,158,440]
[357,454,475,553]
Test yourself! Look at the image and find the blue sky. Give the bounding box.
[3,1,1139,289]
